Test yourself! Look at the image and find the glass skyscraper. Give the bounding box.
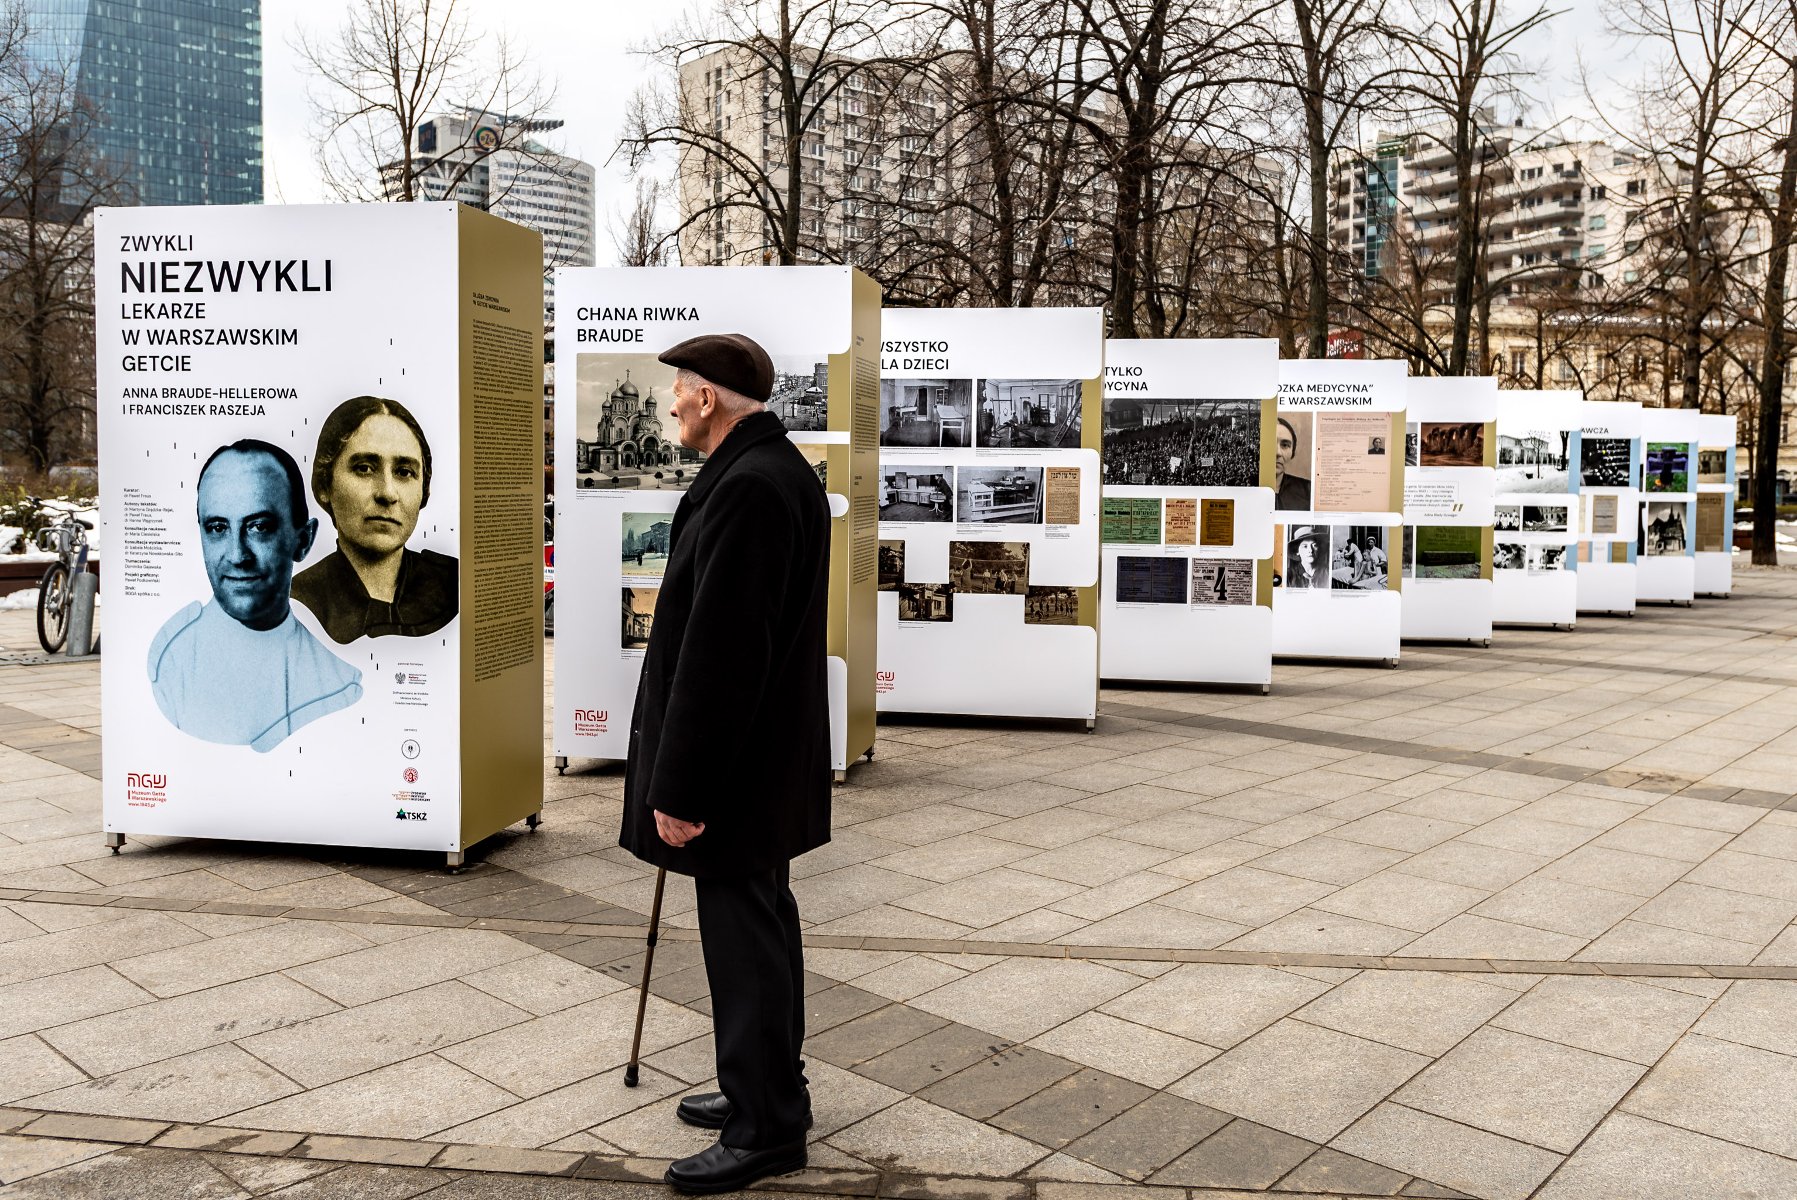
[24,0,262,206]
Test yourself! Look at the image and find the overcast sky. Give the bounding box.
[262,0,1624,266]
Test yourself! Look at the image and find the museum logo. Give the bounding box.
[574,707,608,736]
[875,671,896,695]
[403,767,419,784]
[394,809,428,822]
[124,772,168,808]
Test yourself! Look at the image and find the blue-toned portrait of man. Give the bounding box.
[148,440,363,752]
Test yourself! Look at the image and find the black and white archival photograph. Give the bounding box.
[1405,424,1420,467]
[878,540,905,591]
[620,512,673,577]
[574,354,706,490]
[1523,504,1570,533]
[1495,541,1526,570]
[950,541,1030,594]
[1642,501,1688,555]
[1527,544,1568,572]
[1102,398,1259,488]
[977,378,1083,448]
[1496,429,1571,493]
[1698,448,1729,486]
[1283,524,1330,589]
[766,355,832,431]
[1494,505,1522,532]
[897,582,955,622]
[1275,413,1314,510]
[1420,422,1483,467]
[1401,525,1416,578]
[956,466,1045,523]
[1580,438,1632,487]
[1025,586,1079,625]
[1115,556,1188,604]
[881,378,974,447]
[622,586,659,651]
[1330,525,1388,590]
[880,466,955,522]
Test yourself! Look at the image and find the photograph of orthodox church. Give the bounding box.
[574,354,706,489]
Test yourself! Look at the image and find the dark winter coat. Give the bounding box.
[619,411,832,878]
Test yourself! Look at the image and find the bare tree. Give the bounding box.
[611,176,672,266]
[299,0,558,203]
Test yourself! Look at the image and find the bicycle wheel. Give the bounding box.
[36,562,69,653]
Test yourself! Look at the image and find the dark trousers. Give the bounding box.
[694,862,807,1149]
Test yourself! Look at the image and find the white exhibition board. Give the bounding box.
[1099,339,1278,688]
[1401,378,1496,643]
[551,266,872,770]
[1638,407,1700,605]
[1492,390,1582,628]
[1575,400,1642,615]
[876,307,1103,722]
[1695,412,1736,597]
[1272,359,1407,665]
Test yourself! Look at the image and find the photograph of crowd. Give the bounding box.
[620,513,673,577]
[1191,558,1254,606]
[878,541,905,591]
[956,466,1045,523]
[1494,541,1526,570]
[1698,448,1728,485]
[881,378,973,448]
[1642,501,1688,555]
[1580,438,1633,487]
[1415,526,1483,579]
[1495,506,1522,531]
[1496,430,1570,493]
[1281,524,1329,588]
[622,586,659,650]
[766,356,831,431]
[1115,556,1188,603]
[880,466,954,522]
[1523,504,1569,532]
[1527,544,1568,572]
[977,378,1083,449]
[1330,526,1388,590]
[1101,398,1259,488]
[951,541,1030,594]
[897,582,955,622]
[1275,413,1313,510]
[1646,442,1690,493]
[1025,586,1079,625]
[1420,422,1485,467]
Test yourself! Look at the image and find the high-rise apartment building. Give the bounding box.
[23,0,262,207]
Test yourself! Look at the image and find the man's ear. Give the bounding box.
[294,517,318,561]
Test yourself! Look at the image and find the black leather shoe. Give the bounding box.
[665,1138,807,1194]
[676,1090,813,1131]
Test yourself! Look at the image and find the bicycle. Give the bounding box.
[32,499,97,654]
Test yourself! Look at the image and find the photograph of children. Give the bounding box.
[1494,541,1526,571]
[1405,424,1420,467]
[1420,422,1485,467]
[1646,442,1690,493]
[1523,504,1570,533]
[1401,524,1416,578]
[1494,505,1522,532]
[977,378,1083,449]
[1282,524,1330,589]
[880,465,954,522]
[1025,585,1079,625]
[877,540,905,591]
[574,354,706,490]
[1192,558,1254,606]
[1527,544,1568,572]
[950,541,1030,594]
[766,355,831,431]
[1641,500,1688,555]
[1330,525,1388,590]
[956,466,1045,523]
[897,583,954,622]
[1496,429,1571,492]
[880,378,974,448]
[1698,448,1729,485]
[1115,556,1188,603]
[1102,398,1259,487]
[1274,413,1313,510]
[1415,526,1483,579]
[622,586,659,650]
[1579,437,1632,487]
[620,512,674,576]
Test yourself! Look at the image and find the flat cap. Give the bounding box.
[658,333,774,403]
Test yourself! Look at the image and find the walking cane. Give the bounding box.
[623,867,667,1088]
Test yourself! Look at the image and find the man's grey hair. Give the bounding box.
[675,368,763,410]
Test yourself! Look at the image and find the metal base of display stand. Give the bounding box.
[105,832,123,855]
[555,755,567,775]
[1261,684,1272,696]
[1384,658,1399,669]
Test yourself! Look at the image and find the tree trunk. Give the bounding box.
[1752,69,1797,564]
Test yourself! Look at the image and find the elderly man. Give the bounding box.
[620,333,830,1194]
[149,440,363,751]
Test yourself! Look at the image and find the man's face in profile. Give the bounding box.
[1276,421,1297,488]
[198,451,316,631]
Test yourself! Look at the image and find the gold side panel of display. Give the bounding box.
[828,268,880,767]
[1483,419,1498,469]
[1259,398,1277,608]
[1481,526,1495,582]
[456,206,546,850]
[1077,374,1104,636]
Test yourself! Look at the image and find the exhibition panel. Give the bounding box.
[1271,359,1408,666]
[1492,390,1582,628]
[551,266,880,777]
[1098,339,1279,688]
[96,203,544,863]
[1574,400,1643,616]
[1694,411,1737,598]
[1637,406,1701,606]
[1400,377,1497,644]
[876,307,1104,723]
